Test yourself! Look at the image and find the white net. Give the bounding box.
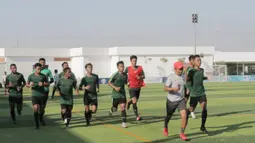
[212,65,228,82]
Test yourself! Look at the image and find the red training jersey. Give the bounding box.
[126,66,145,88]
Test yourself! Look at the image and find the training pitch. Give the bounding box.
[0,82,254,143]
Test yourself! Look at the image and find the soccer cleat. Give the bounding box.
[121,122,128,128]
[89,114,92,122]
[179,133,188,141]
[64,118,68,124]
[200,126,208,133]
[86,121,91,127]
[17,111,22,116]
[191,112,196,119]
[136,116,142,121]
[12,121,16,125]
[40,120,46,126]
[163,128,168,136]
[109,110,113,116]
[35,126,39,130]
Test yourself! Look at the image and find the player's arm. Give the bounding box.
[5,77,10,88]
[43,75,49,86]
[140,67,145,79]
[96,75,100,92]
[108,73,119,91]
[21,74,27,88]
[56,79,61,91]
[48,70,54,84]
[26,75,32,88]
[72,72,78,88]
[73,79,79,95]
[78,78,85,90]
[164,76,178,92]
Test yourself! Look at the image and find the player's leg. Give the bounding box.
[61,104,68,124]
[66,105,73,128]
[16,96,23,116]
[89,99,98,121]
[32,96,40,129]
[178,100,188,141]
[199,95,208,133]
[83,96,91,126]
[119,98,127,128]
[126,89,133,110]
[109,98,118,116]
[186,97,198,126]
[51,86,57,99]
[9,97,16,124]
[40,92,49,125]
[163,99,177,136]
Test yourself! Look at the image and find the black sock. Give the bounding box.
[10,110,16,122]
[201,110,207,127]
[34,112,39,127]
[67,112,72,125]
[132,103,139,117]
[61,112,65,120]
[181,128,185,133]
[40,110,45,121]
[17,105,22,115]
[164,115,172,128]
[186,109,191,126]
[64,112,68,119]
[85,111,89,123]
[121,110,127,123]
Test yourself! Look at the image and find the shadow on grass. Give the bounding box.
[0,94,91,143]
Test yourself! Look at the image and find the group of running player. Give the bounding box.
[4,55,145,130]
[163,54,208,141]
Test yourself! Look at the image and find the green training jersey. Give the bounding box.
[188,68,206,97]
[40,67,53,92]
[109,72,127,99]
[27,73,48,97]
[5,72,26,97]
[79,74,99,100]
[57,77,77,105]
[59,72,76,82]
[184,66,192,90]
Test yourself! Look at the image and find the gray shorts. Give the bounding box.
[166,99,186,114]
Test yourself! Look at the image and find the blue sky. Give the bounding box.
[0,0,254,51]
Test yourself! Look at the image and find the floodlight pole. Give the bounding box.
[192,13,198,54]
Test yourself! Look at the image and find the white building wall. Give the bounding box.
[214,51,255,62]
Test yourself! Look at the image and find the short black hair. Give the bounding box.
[39,58,45,62]
[63,67,71,73]
[193,54,200,59]
[62,62,68,67]
[130,55,137,60]
[85,63,93,68]
[10,63,16,67]
[54,69,58,73]
[117,61,124,67]
[188,55,194,61]
[34,63,42,68]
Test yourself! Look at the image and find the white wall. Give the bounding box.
[85,55,110,78]
[214,51,255,62]
[70,56,84,82]
[5,57,63,80]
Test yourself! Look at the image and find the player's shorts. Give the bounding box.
[32,96,45,106]
[9,96,23,105]
[112,98,127,108]
[166,99,186,115]
[42,91,49,106]
[83,96,98,106]
[189,95,207,108]
[129,88,141,99]
[61,104,73,110]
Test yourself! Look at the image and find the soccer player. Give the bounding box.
[163,61,188,141]
[5,64,26,124]
[79,63,99,126]
[125,55,145,121]
[184,55,196,119]
[51,69,59,99]
[38,58,54,125]
[2,71,7,95]
[26,63,49,129]
[186,55,208,133]
[108,61,128,128]
[56,67,78,128]
[59,62,76,81]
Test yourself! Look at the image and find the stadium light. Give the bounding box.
[192,13,198,54]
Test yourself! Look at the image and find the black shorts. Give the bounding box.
[32,96,45,106]
[9,96,23,105]
[166,99,186,114]
[112,98,126,108]
[83,96,98,106]
[42,91,49,106]
[129,88,141,99]
[189,95,207,108]
[61,104,73,110]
